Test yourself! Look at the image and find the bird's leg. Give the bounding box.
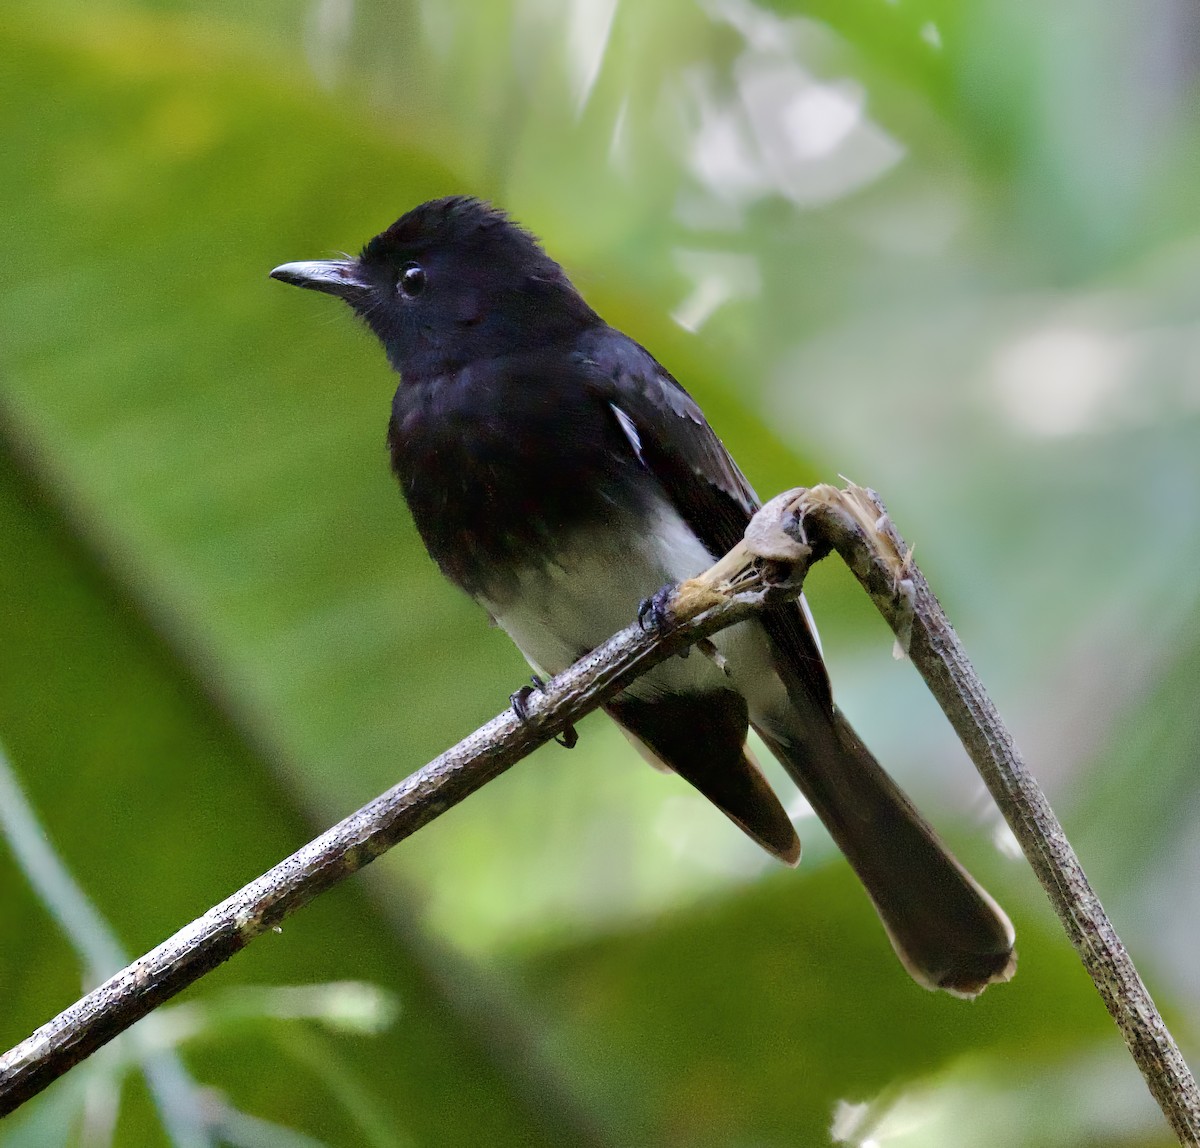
[637,584,689,655]
[509,675,578,749]
[636,583,676,632]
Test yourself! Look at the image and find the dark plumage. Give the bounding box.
[271,196,1016,996]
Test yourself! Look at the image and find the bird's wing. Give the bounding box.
[593,339,1017,991]
[588,332,833,712]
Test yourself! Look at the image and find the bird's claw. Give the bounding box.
[637,584,676,634]
[509,680,537,723]
[509,675,578,749]
[555,724,579,750]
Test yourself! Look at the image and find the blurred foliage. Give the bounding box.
[2,0,1198,1144]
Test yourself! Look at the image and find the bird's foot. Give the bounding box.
[509,675,578,749]
[636,584,676,634]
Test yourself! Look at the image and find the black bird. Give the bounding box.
[271,196,1015,996]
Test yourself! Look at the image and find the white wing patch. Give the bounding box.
[610,403,644,464]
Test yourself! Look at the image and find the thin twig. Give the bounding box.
[767,482,1200,1147]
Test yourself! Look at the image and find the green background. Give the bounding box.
[2,0,1198,1143]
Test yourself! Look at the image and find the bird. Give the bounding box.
[270,196,1015,996]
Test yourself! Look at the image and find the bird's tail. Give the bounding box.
[756,710,1016,997]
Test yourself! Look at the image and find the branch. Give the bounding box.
[3,482,1196,1147]
[0,539,801,1115]
[760,483,1200,1147]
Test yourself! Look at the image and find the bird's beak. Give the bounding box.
[269,259,371,301]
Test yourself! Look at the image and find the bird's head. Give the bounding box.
[270,196,599,378]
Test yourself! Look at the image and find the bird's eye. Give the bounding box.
[398,263,426,298]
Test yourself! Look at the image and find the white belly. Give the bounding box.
[480,501,800,719]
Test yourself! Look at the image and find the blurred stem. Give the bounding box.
[0,739,212,1147]
[0,742,126,980]
[272,1026,402,1148]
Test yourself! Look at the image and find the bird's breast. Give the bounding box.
[386,363,645,597]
